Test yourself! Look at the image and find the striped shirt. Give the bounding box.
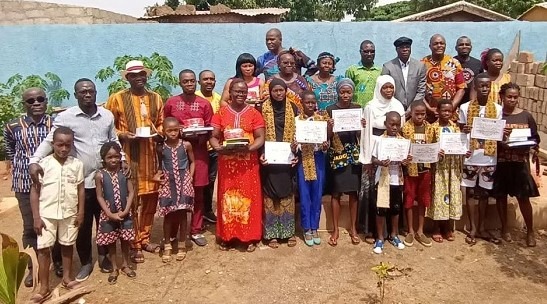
[3,115,52,193]
[29,106,120,189]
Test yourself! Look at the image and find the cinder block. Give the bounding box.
[509,72,517,82]
[517,63,526,73]
[535,75,546,88]
[521,87,528,98]
[518,51,534,63]
[516,74,535,87]
[525,63,534,74]
[510,61,519,72]
[533,87,539,100]
[537,62,545,75]
[532,62,543,75]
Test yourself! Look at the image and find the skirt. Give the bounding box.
[331,164,361,194]
[491,162,539,198]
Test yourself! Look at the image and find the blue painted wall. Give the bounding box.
[0,21,546,105]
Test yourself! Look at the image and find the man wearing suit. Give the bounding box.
[381,37,426,115]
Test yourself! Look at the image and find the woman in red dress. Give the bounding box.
[210,79,266,252]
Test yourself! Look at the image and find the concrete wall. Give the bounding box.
[0,0,139,24]
[0,22,546,104]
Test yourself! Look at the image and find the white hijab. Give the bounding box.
[359,75,405,164]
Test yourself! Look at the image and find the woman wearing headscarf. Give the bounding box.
[306,52,344,111]
[326,78,362,246]
[358,75,405,243]
[260,78,299,248]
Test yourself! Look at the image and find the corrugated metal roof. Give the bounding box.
[517,2,547,20]
[393,0,513,22]
[142,7,289,19]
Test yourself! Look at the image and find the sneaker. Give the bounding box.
[416,233,433,247]
[75,263,93,282]
[191,234,208,246]
[203,212,217,223]
[373,240,384,254]
[389,236,405,250]
[404,233,414,247]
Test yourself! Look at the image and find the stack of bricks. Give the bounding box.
[509,51,547,132]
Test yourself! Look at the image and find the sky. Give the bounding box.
[31,0,407,17]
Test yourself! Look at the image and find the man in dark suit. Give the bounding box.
[381,37,426,114]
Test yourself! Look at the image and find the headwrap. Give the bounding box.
[268,78,287,101]
[317,52,340,73]
[336,78,355,93]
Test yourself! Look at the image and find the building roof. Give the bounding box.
[393,1,514,22]
[518,2,547,20]
[140,7,289,20]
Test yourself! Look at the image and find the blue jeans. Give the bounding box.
[297,152,325,231]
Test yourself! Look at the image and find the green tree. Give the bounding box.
[165,0,181,10]
[363,1,414,21]
[95,52,178,101]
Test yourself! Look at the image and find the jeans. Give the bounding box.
[204,150,218,214]
[15,192,61,269]
[75,189,107,266]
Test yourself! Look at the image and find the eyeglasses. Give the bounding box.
[25,96,46,104]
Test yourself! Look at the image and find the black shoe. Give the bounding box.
[100,256,113,273]
[24,272,33,287]
[204,212,217,223]
[53,262,63,278]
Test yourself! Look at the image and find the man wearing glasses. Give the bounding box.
[4,88,63,287]
[345,40,382,108]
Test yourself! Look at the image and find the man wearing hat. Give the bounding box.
[106,60,164,263]
[381,37,427,112]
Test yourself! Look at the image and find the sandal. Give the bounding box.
[61,280,80,290]
[327,237,338,247]
[219,242,229,251]
[479,232,501,245]
[432,234,443,243]
[108,270,119,284]
[176,249,187,261]
[30,291,52,303]
[268,239,279,249]
[502,232,513,243]
[162,244,172,263]
[465,234,477,246]
[246,243,257,252]
[142,243,160,253]
[121,266,136,278]
[287,237,297,247]
[131,250,145,264]
[350,234,361,245]
[444,231,455,242]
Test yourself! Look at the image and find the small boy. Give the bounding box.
[401,101,433,247]
[30,126,84,302]
[459,73,506,245]
[371,111,411,254]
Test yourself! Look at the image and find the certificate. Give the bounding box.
[332,108,362,133]
[508,128,531,142]
[440,133,468,155]
[377,138,410,162]
[264,141,293,165]
[471,118,506,141]
[410,143,440,163]
[295,120,328,144]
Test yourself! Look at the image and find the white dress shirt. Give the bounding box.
[399,59,409,88]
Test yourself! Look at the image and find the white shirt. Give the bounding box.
[399,59,409,88]
[458,102,503,166]
[372,138,402,186]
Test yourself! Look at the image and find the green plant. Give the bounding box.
[0,232,38,304]
[371,262,394,303]
[95,53,179,101]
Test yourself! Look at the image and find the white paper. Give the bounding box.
[410,143,440,163]
[440,132,468,155]
[506,140,536,147]
[332,108,362,133]
[136,127,151,137]
[471,118,506,141]
[508,128,531,142]
[295,120,328,144]
[377,138,410,162]
[264,141,293,165]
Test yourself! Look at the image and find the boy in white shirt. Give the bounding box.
[459,73,509,245]
[30,126,84,302]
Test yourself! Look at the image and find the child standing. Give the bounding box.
[459,73,507,245]
[401,101,433,247]
[154,117,195,262]
[95,142,136,284]
[30,127,84,303]
[492,83,540,247]
[428,100,467,241]
[296,91,329,246]
[371,111,411,254]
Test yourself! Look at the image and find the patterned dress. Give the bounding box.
[96,170,135,246]
[211,105,265,242]
[157,141,195,216]
[264,75,311,111]
[305,75,344,111]
[427,122,463,221]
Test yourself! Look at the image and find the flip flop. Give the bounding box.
[29,291,52,304]
[247,243,257,252]
[444,231,455,242]
[350,234,361,245]
[268,239,279,249]
[131,250,145,264]
[479,232,501,245]
[121,266,136,278]
[432,234,443,243]
[287,237,297,247]
[502,232,513,243]
[328,237,338,247]
[108,270,119,285]
[61,280,81,290]
[465,234,476,246]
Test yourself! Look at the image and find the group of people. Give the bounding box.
[3,28,541,303]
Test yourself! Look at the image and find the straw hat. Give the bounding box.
[121,60,152,80]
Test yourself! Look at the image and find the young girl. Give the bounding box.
[154,117,195,262]
[296,91,329,246]
[428,100,467,242]
[492,83,540,247]
[96,141,136,284]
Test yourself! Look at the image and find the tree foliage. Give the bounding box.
[165,0,181,10]
[95,53,178,101]
[364,1,414,21]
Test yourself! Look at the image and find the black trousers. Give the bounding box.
[15,192,61,269]
[204,150,218,214]
[75,188,107,266]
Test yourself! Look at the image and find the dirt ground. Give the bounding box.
[1,170,547,304]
